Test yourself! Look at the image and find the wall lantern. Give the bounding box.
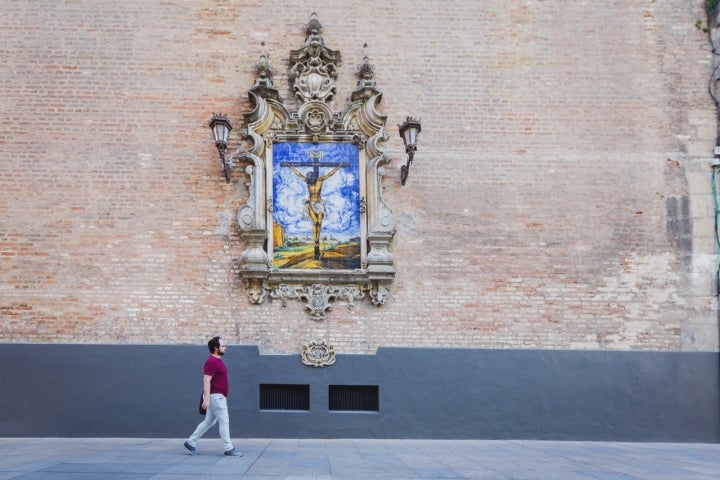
[398,116,421,186]
[209,113,233,183]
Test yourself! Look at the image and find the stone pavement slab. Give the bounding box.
[0,438,718,479]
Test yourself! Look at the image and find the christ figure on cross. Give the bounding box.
[282,151,348,259]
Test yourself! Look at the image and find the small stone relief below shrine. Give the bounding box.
[301,339,336,368]
[222,13,399,320]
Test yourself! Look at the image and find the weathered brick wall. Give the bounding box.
[0,0,717,353]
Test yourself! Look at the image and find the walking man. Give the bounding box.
[184,336,242,457]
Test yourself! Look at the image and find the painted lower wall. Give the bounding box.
[0,344,717,442]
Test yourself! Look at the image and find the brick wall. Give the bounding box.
[0,0,717,353]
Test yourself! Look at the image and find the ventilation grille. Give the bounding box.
[329,385,379,411]
[259,384,310,411]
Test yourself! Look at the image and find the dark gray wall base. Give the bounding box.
[0,344,717,442]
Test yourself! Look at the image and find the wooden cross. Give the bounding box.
[280,150,348,174]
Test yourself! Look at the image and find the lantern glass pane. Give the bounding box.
[408,127,417,146]
[401,127,411,147]
[214,123,227,143]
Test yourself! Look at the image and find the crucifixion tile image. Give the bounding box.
[272,142,361,270]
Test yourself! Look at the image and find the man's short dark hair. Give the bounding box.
[208,336,221,353]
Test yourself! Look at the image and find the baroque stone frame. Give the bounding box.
[235,14,395,319]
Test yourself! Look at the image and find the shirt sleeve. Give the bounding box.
[203,358,218,377]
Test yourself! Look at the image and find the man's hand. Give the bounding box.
[202,374,212,410]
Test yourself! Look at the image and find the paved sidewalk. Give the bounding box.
[0,438,718,479]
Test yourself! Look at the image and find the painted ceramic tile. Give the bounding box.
[272,142,361,269]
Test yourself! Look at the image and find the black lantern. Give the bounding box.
[398,116,421,186]
[209,113,232,183]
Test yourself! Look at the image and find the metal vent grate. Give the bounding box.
[329,385,379,411]
[259,384,310,410]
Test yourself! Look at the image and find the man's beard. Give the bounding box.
[218,350,225,356]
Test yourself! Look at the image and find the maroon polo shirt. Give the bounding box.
[203,355,229,397]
